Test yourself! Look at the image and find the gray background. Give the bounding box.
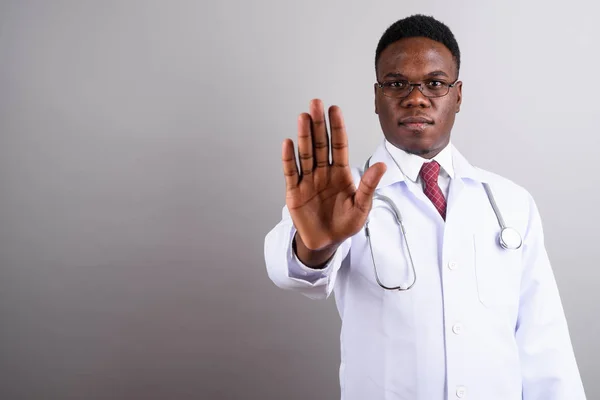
[0,1,598,399]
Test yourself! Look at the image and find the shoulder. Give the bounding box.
[453,144,532,202]
[477,166,533,199]
[473,166,539,226]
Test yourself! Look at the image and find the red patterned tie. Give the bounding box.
[420,161,446,220]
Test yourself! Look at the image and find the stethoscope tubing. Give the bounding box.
[362,156,522,291]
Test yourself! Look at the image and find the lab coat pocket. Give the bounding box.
[474,232,523,307]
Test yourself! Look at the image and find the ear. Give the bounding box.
[374,83,379,114]
[455,81,463,113]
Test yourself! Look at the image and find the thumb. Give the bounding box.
[355,162,386,211]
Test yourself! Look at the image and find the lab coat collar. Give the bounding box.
[366,139,486,189]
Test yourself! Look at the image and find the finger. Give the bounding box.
[355,162,387,212]
[309,99,330,184]
[329,106,349,169]
[282,138,299,191]
[297,113,314,178]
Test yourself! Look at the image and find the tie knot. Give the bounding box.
[420,161,440,184]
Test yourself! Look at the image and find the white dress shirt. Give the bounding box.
[384,139,454,199]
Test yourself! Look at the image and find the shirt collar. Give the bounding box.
[364,138,486,189]
[384,139,455,183]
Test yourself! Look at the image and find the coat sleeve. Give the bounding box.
[516,194,586,399]
[264,205,351,300]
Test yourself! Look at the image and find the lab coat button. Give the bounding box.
[448,261,459,270]
[452,323,463,335]
[456,386,467,398]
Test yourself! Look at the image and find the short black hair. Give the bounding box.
[375,14,461,76]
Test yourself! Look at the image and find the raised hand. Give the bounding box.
[282,99,386,266]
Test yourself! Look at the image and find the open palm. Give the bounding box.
[282,99,386,251]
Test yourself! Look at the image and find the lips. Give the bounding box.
[399,116,434,125]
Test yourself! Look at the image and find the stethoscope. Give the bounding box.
[362,156,523,291]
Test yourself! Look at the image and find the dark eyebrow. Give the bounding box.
[382,70,451,80]
[382,72,406,80]
[426,70,450,78]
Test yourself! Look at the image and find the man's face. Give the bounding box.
[375,37,462,159]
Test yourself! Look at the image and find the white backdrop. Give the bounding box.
[0,1,597,399]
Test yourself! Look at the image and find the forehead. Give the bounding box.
[377,37,457,79]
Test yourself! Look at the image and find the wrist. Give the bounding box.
[293,232,338,269]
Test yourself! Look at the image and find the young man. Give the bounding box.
[264,14,585,400]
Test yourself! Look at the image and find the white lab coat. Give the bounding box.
[264,140,586,400]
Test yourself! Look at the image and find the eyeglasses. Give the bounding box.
[376,79,459,99]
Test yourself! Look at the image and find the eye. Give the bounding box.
[426,80,445,88]
[386,81,409,89]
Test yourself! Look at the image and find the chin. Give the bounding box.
[407,147,434,156]
[390,139,442,158]
[383,126,449,157]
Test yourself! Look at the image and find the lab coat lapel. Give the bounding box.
[365,140,406,189]
[451,145,484,183]
[446,145,486,222]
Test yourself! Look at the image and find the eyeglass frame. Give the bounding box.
[375,78,460,99]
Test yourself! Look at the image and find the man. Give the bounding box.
[264,14,585,399]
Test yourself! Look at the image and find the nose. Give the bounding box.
[400,85,431,108]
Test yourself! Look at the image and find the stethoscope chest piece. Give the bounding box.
[499,227,522,250]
